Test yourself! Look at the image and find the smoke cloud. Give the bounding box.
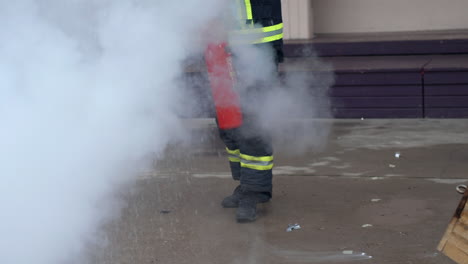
[0,1,224,263]
[230,43,334,155]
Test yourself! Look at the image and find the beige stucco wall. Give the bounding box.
[312,0,468,34]
[281,0,314,39]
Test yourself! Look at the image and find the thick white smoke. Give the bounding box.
[0,1,224,263]
[230,43,333,155]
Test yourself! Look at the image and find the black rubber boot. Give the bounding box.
[221,185,242,208]
[221,186,270,208]
[236,193,258,222]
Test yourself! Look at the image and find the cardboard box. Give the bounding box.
[438,187,468,264]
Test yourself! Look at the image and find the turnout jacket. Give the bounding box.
[230,0,284,62]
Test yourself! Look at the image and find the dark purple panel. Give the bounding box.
[425,108,468,118]
[331,97,421,108]
[424,72,468,84]
[425,85,468,96]
[284,55,433,73]
[330,85,421,97]
[332,108,422,118]
[284,39,468,57]
[423,55,468,71]
[279,71,335,89]
[425,96,468,107]
[335,72,421,86]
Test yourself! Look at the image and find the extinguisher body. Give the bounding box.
[205,43,243,130]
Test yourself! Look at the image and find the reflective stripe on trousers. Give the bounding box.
[226,147,241,163]
[227,148,274,171]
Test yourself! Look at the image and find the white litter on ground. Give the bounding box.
[286,224,301,232]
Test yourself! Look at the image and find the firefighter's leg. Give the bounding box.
[218,127,245,208]
[236,116,273,222]
[238,116,273,196]
[218,122,271,209]
[218,127,241,181]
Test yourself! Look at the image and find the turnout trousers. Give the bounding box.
[217,72,276,197]
[219,116,273,196]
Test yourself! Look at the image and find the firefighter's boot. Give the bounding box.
[221,185,242,208]
[221,186,270,208]
[236,192,258,222]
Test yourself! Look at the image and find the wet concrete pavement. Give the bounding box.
[93,119,468,264]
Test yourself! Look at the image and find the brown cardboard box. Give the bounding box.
[438,186,468,264]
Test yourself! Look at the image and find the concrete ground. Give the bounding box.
[93,119,468,264]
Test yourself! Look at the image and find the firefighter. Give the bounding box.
[217,0,284,222]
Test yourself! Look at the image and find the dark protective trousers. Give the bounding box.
[218,115,273,195]
[216,41,281,197]
[217,64,278,196]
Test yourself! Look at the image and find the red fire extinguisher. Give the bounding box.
[205,42,243,129]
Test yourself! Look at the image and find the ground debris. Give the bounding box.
[286,223,301,232]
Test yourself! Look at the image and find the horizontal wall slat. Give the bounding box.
[424,72,468,84]
[426,85,468,96]
[426,108,468,118]
[332,108,422,118]
[425,97,468,107]
[284,39,468,57]
[330,85,421,97]
[331,97,421,108]
[336,72,421,86]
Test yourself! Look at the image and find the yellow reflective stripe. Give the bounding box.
[232,23,283,35]
[244,0,253,20]
[229,157,241,163]
[240,153,273,162]
[226,148,240,163]
[241,163,274,171]
[229,23,283,44]
[226,148,240,155]
[263,23,283,33]
[240,157,274,170]
[253,32,284,44]
[241,159,272,166]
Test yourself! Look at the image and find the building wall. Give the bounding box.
[282,0,313,39]
[312,0,468,34]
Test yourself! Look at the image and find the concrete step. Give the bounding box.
[285,30,468,57]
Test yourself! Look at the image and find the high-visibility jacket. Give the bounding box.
[230,0,284,62]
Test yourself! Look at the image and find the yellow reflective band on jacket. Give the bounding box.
[244,0,253,20]
[229,23,284,45]
[254,32,283,44]
[235,0,254,27]
[226,148,241,163]
[240,153,274,171]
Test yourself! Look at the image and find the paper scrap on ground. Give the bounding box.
[286,224,301,232]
